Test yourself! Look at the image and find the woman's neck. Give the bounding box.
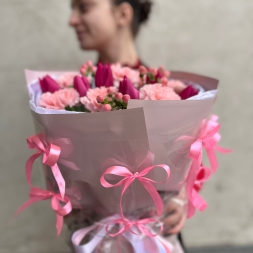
[97,31,139,66]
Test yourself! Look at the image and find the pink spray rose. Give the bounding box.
[166,80,187,94]
[39,88,80,110]
[139,83,181,101]
[56,73,76,88]
[111,63,140,84]
[80,87,118,112]
[39,75,60,93]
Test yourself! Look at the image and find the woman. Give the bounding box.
[69,0,187,252]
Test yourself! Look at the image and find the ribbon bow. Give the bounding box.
[72,215,173,253]
[16,187,72,235]
[185,115,231,218]
[106,217,163,238]
[100,155,170,220]
[26,133,79,198]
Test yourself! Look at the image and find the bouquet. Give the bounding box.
[17,62,230,253]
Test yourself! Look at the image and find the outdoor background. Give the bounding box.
[0,0,252,252]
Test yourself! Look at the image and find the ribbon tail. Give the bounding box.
[206,147,218,173]
[191,189,208,212]
[186,160,201,218]
[141,181,164,217]
[56,214,63,236]
[157,236,173,253]
[51,164,65,198]
[25,152,41,186]
[215,146,232,154]
[16,197,42,216]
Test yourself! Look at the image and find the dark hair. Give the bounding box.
[114,0,153,36]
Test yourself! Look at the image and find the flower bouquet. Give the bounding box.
[17,62,230,253]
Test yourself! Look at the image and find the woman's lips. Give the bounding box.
[76,30,87,40]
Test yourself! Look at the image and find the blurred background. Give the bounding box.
[0,0,252,252]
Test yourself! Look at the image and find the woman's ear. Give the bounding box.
[114,2,134,27]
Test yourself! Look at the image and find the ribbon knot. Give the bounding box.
[26,134,80,198]
[71,215,173,253]
[100,153,170,220]
[183,115,231,218]
[16,187,72,236]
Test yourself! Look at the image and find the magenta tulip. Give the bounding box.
[95,63,113,87]
[74,76,90,97]
[39,75,60,93]
[179,85,199,100]
[119,76,139,99]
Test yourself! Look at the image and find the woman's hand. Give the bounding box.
[162,187,187,235]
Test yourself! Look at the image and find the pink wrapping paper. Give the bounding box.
[25,69,218,222]
[26,71,218,253]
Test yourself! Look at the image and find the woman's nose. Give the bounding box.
[69,9,81,27]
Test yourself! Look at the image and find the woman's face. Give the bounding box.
[69,0,119,50]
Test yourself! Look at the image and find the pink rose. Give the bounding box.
[139,83,181,101]
[111,63,140,84]
[56,74,76,88]
[39,88,80,110]
[80,87,118,112]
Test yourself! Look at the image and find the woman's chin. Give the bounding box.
[79,41,96,50]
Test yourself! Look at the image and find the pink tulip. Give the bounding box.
[74,76,90,97]
[119,76,139,99]
[179,85,199,100]
[39,75,60,93]
[95,63,113,87]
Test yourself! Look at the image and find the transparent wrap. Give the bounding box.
[23,70,219,253]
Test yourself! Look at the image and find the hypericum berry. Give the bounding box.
[115,92,123,101]
[97,95,104,103]
[103,104,112,111]
[149,68,158,77]
[139,66,147,75]
[161,77,168,87]
[122,94,130,103]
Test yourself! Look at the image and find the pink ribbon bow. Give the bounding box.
[26,134,79,198]
[72,215,173,253]
[185,115,231,218]
[100,158,170,220]
[106,217,163,238]
[16,187,72,236]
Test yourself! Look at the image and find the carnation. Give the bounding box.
[80,86,118,112]
[39,88,80,110]
[139,83,181,101]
